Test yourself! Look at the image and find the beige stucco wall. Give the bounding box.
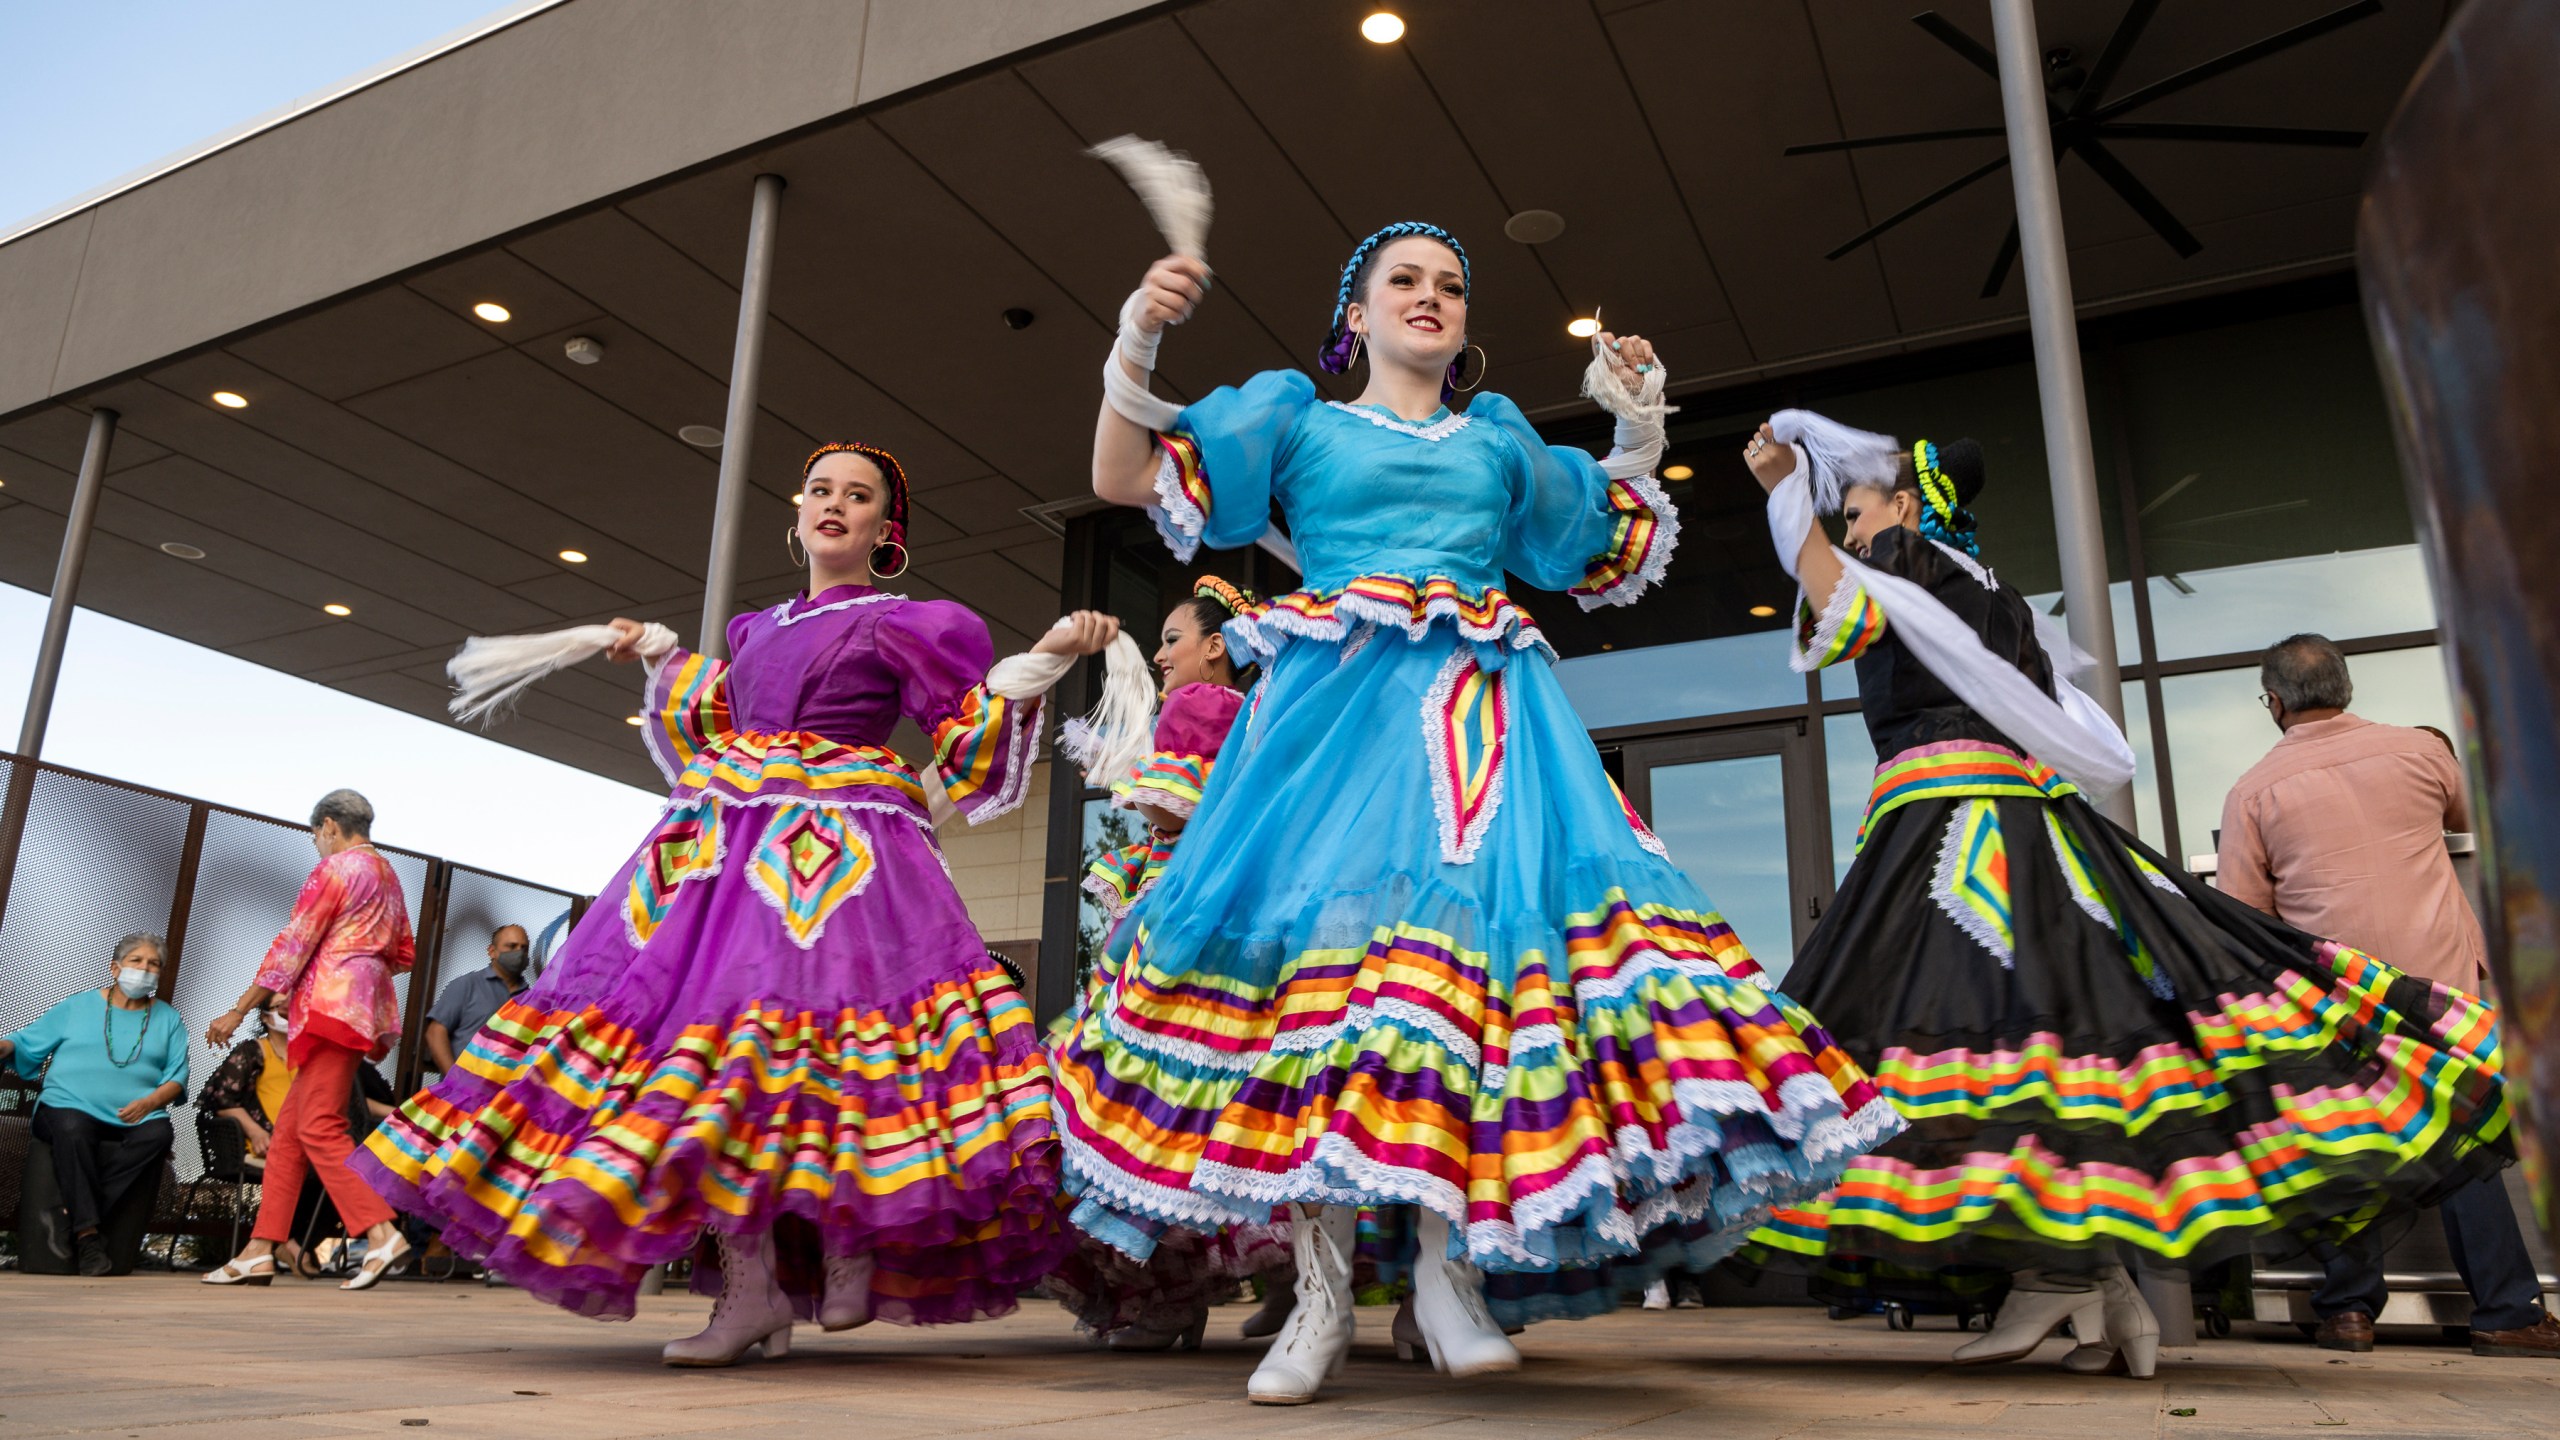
[943,761,1052,945]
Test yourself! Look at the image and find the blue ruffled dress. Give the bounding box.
[1050,370,1904,1319]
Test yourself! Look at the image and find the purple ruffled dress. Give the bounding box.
[359,584,1072,1322]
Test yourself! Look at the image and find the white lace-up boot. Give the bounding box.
[819,1252,874,1331]
[1951,1271,2105,1366]
[662,1230,795,1366]
[1410,1209,1522,1377]
[1246,1204,1356,1405]
[2061,1266,2161,1378]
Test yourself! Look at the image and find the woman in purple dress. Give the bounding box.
[360,441,1115,1365]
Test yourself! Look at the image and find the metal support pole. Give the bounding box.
[699,173,786,660]
[18,407,118,758]
[1988,0,2135,830]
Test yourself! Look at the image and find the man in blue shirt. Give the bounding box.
[2,934,188,1275]
[423,924,530,1073]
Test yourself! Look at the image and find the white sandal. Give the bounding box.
[340,1231,412,1291]
[202,1254,276,1287]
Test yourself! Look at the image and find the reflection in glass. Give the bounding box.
[2159,646,2451,866]
[1554,630,1805,731]
[2120,305,2424,664]
[2019,580,2142,674]
[2141,546,2434,661]
[1075,796,1144,994]
[1646,755,1794,983]
[1822,713,1875,885]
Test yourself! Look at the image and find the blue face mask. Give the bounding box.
[115,967,156,1000]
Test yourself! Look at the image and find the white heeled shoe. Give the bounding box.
[1410,1209,1522,1378]
[819,1253,874,1331]
[201,1252,275,1286]
[340,1230,412,1292]
[1238,1269,1297,1339]
[2062,1266,2162,1378]
[1951,1272,2105,1366]
[663,1231,795,1367]
[1247,1205,1356,1405]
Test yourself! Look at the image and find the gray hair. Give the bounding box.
[309,787,375,838]
[112,932,166,967]
[2261,633,2354,713]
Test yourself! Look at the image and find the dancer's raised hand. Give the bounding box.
[602,617,649,664]
[1133,255,1212,334]
[1594,331,1659,394]
[1035,610,1122,658]
[1743,422,1798,492]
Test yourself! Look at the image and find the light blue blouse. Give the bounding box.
[5,988,190,1126]
[1152,369,1669,609]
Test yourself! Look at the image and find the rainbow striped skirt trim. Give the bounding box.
[357,973,1071,1323]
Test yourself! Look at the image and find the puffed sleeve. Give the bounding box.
[878,600,1041,823]
[638,644,735,785]
[1472,393,1678,609]
[1112,682,1242,820]
[1150,369,1318,561]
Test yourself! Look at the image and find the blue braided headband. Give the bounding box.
[1319,222,1472,375]
[1911,438,1981,558]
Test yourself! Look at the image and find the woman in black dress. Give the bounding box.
[1734,413,2510,1377]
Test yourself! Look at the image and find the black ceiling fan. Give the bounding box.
[1788,0,2382,298]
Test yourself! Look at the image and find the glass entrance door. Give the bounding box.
[1619,723,1831,985]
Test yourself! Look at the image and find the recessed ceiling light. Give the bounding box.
[323,603,352,617]
[1503,209,1566,245]
[1566,317,1598,339]
[1002,307,1036,330]
[558,549,588,564]
[212,391,248,409]
[1662,464,1694,481]
[625,714,644,726]
[679,424,723,448]
[1361,11,1404,43]
[1749,604,1778,618]
[790,493,804,506]
[472,302,512,323]
[160,542,207,560]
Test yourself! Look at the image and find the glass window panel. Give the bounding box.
[2159,646,2452,864]
[1645,755,1795,983]
[2119,305,2429,660]
[2017,580,2143,678]
[1554,630,1806,730]
[2139,546,2433,663]
[1822,712,1876,885]
[2122,678,2162,852]
[1074,796,1146,994]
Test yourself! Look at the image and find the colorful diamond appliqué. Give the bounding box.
[1423,649,1509,865]
[747,804,876,949]
[625,797,725,947]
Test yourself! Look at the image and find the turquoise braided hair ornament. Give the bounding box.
[1319,222,1474,396]
[1911,438,1982,558]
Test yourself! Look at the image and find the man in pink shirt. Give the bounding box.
[2219,634,2552,1358]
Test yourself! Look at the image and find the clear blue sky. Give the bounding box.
[0,0,666,891]
[1,1,521,231]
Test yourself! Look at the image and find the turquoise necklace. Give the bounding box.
[102,993,149,1068]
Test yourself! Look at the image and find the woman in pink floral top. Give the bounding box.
[200,789,417,1291]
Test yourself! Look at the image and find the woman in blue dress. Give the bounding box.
[1051,223,1905,1404]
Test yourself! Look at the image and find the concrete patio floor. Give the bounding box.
[4,1272,2555,1439]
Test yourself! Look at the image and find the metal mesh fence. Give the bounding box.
[0,754,583,1187]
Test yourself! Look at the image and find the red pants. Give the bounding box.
[253,1041,392,1241]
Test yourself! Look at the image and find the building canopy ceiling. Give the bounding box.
[0,0,2444,789]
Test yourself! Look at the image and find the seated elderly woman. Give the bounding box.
[196,998,395,1274]
[0,933,187,1275]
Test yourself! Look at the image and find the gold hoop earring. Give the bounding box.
[785,526,807,568]
[871,540,910,580]
[1451,342,1488,393]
